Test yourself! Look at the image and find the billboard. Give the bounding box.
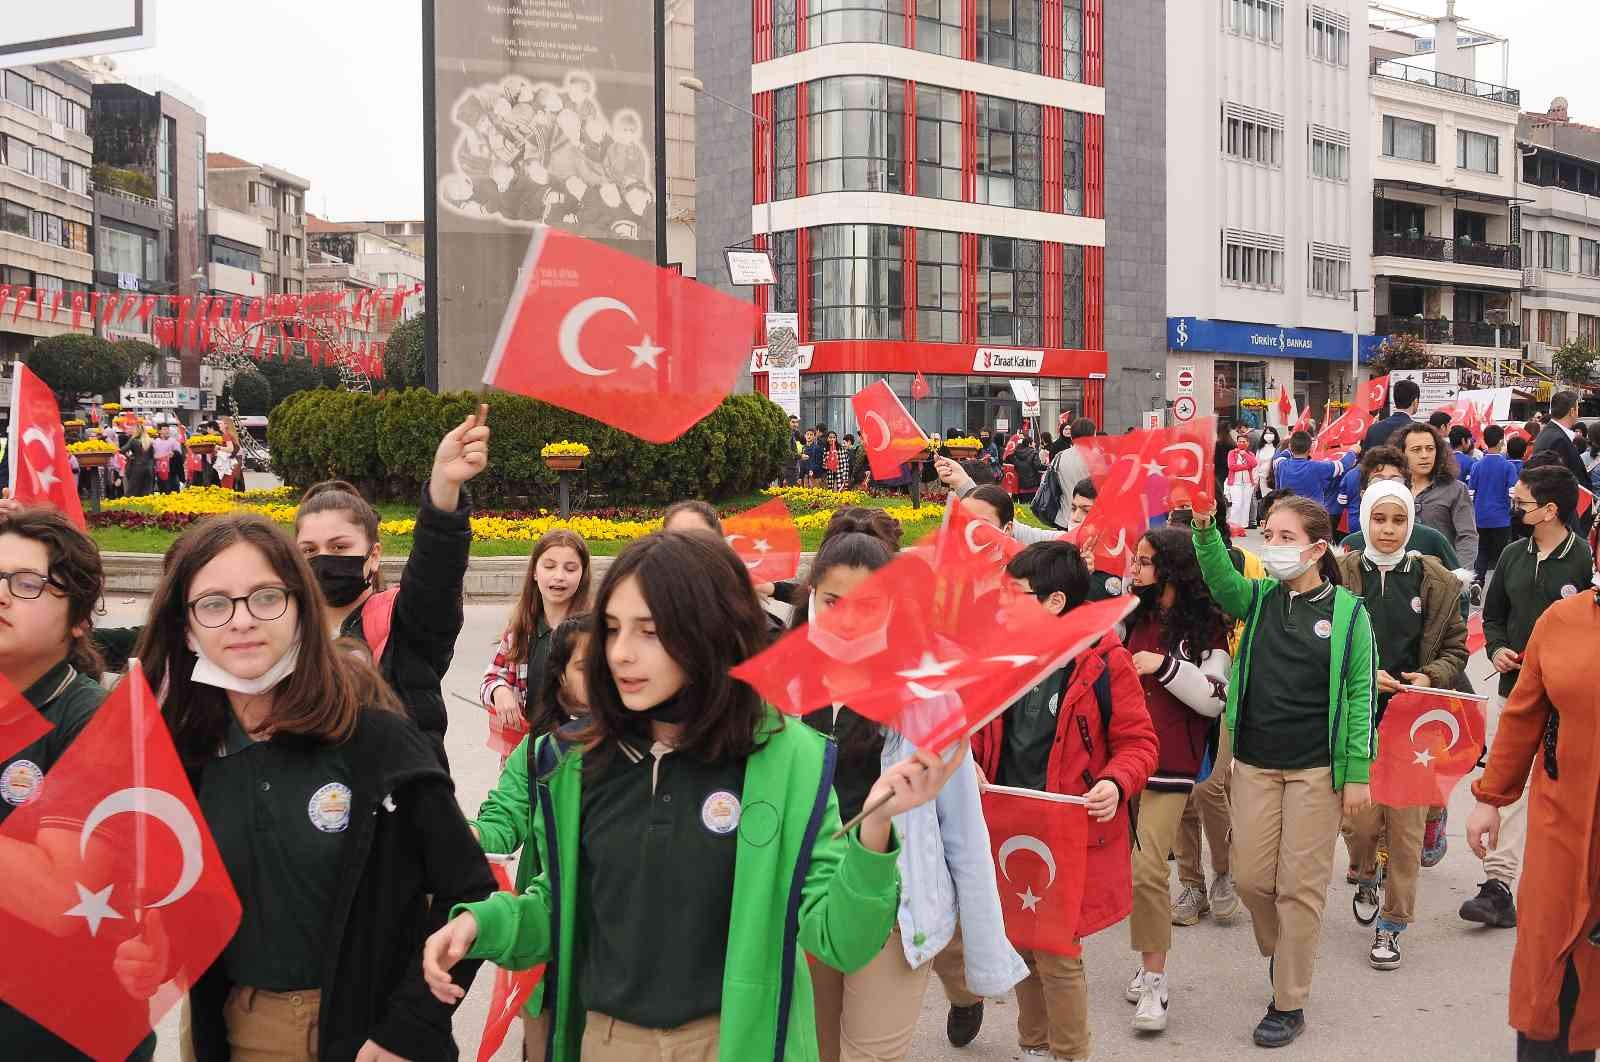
[1,1,154,68]
[424,0,666,391]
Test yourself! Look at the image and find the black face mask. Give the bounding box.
[310,552,372,606]
[635,688,694,724]
[1132,583,1163,607]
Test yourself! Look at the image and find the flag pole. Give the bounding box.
[128,660,148,921]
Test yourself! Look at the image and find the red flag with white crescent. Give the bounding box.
[722,498,802,584]
[1309,403,1373,460]
[1370,688,1488,807]
[477,859,545,1062]
[981,785,1088,956]
[851,379,929,481]
[1361,375,1390,413]
[911,370,931,401]
[1075,419,1215,575]
[9,363,86,529]
[1276,385,1294,425]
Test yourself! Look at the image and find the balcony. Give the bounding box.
[1370,59,1520,106]
[1375,315,1522,349]
[1374,232,1521,270]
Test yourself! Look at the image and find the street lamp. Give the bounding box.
[678,75,774,247]
[1344,286,1371,403]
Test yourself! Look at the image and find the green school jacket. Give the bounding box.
[456,710,902,1062]
[1194,523,1378,788]
[468,733,545,1019]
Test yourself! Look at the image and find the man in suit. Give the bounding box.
[1362,377,1421,450]
[1531,388,1589,485]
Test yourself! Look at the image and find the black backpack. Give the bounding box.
[1030,451,1065,528]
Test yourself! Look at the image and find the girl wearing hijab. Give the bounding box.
[1335,481,1467,971]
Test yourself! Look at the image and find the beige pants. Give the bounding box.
[1230,762,1343,1012]
[221,987,321,1062]
[1131,790,1191,954]
[1483,691,1530,886]
[1345,802,1428,926]
[579,1012,719,1061]
[521,1010,549,1062]
[810,928,931,1062]
[934,927,1088,1059]
[1177,726,1233,890]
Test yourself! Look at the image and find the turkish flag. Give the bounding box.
[1276,385,1294,425]
[1292,404,1315,435]
[722,498,802,584]
[484,229,759,443]
[0,671,50,762]
[477,859,545,1062]
[1580,485,1595,519]
[0,665,240,1060]
[911,370,931,401]
[8,363,86,529]
[981,785,1088,957]
[852,379,929,481]
[1075,419,1215,574]
[1309,403,1373,460]
[1370,688,1489,807]
[1361,375,1391,413]
[1466,613,1486,656]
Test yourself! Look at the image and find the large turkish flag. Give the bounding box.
[722,497,802,584]
[1370,688,1489,807]
[1360,374,1390,413]
[1309,402,1374,460]
[9,362,86,528]
[981,785,1088,957]
[1075,419,1215,574]
[0,666,240,1060]
[484,229,761,443]
[851,379,928,481]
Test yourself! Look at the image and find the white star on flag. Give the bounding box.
[627,335,665,370]
[65,882,123,937]
[1142,458,1165,479]
[752,538,771,553]
[34,466,58,490]
[1412,748,1436,767]
[1018,886,1042,912]
[897,653,958,680]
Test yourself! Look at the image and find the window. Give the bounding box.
[1221,229,1284,289]
[4,71,32,108]
[1222,104,1283,167]
[1307,6,1349,65]
[978,0,1041,73]
[774,85,797,200]
[978,236,1041,345]
[808,224,903,340]
[773,0,798,55]
[975,96,1041,209]
[770,230,798,313]
[915,86,963,201]
[916,228,962,341]
[1382,115,1436,163]
[1063,0,1083,81]
[1578,314,1600,347]
[197,133,206,215]
[1310,126,1349,181]
[99,224,159,277]
[283,191,302,217]
[64,99,86,132]
[157,116,174,200]
[283,235,302,258]
[2,135,30,175]
[915,0,962,59]
[266,228,279,253]
[1309,243,1350,297]
[1456,130,1499,174]
[1061,243,1084,348]
[283,278,303,295]
[1541,231,1571,271]
[806,0,903,47]
[1581,238,1600,278]
[34,274,63,294]
[65,220,88,254]
[804,76,905,195]
[1,200,29,237]
[1538,309,1568,346]
[0,265,30,287]
[250,182,271,208]
[1225,0,1283,45]
[1063,110,1084,215]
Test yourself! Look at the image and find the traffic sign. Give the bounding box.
[1176,365,1196,395]
[1173,395,1197,422]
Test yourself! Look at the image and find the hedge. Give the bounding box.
[267,388,792,504]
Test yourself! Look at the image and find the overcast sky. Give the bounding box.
[107,0,1598,224]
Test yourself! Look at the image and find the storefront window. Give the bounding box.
[1214,360,1268,428]
[806,76,905,194]
[800,371,1083,442]
[978,236,1042,346]
[808,224,903,340]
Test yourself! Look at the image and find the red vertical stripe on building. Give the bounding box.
[1084,378,1104,426]
[1042,107,1063,214]
[753,234,771,397]
[961,91,977,202]
[904,0,915,47]
[796,82,809,198]
[796,0,808,52]
[1085,112,1104,219]
[904,81,917,195]
[1085,244,1104,351]
[1084,0,1103,86]
[1043,243,1064,348]
[1042,0,1063,78]
[961,232,978,344]
[752,91,770,208]
[753,0,771,62]
[903,226,918,342]
[961,0,978,60]
[797,227,812,340]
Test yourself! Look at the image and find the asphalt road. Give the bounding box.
[125,574,1519,1062]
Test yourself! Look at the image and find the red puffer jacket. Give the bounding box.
[972,634,1158,938]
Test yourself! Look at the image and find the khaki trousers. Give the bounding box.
[579,1012,719,1062]
[1177,726,1234,890]
[810,928,931,1062]
[934,926,1088,1060]
[1345,802,1428,926]
[1230,762,1343,1012]
[221,987,321,1062]
[1130,790,1191,954]
[1483,692,1530,886]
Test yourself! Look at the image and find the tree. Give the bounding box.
[384,314,427,390]
[1552,339,1599,387]
[24,334,132,406]
[227,370,273,415]
[112,338,159,383]
[254,355,341,409]
[1368,332,1431,377]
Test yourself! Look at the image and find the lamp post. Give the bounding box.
[678,76,773,254]
[1344,286,1371,401]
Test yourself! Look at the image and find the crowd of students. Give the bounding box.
[1,387,1597,1061]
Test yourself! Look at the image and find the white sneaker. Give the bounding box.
[1125,965,1146,1003]
[1132,972,1170,1033]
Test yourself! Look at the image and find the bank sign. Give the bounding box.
[1167,318,1382,363]
[973,348,1045,374]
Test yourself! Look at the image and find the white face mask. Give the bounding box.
[187,635,302,695]
[1260,544,1318,582]
[805,591,892,664]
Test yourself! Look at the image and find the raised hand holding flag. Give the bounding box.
[851,379,929,481]
[1370,687,1489,807]
[9,362,86,529]
[1075,419,1215,574]
[911,370,931,401]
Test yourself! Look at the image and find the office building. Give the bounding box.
[1518,97,1600,366]
[205,152,311,297]
[306,214,425,350]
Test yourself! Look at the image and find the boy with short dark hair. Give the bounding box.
[1468,425,1515,586]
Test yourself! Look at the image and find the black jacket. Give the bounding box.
[187,709,496,1061]
[341,485,472,759]
[1532,422,1589,484]
[1362,410,1414,451]
[1010,443,1046,492]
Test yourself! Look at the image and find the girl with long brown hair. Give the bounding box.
[126,512,494,1061]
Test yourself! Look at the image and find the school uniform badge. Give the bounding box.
[308,782,353,833]
[1411,596,1423,613]
[1561,584,1578,598]
[1104,577,1123,596]
[701,790,741,835]
[1313,619,1332,639]
[0,759,42,806]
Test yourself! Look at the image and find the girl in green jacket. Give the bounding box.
[1192,494,1376,1051]
[423,531,963,1062]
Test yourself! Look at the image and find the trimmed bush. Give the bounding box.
[272,388,791,503]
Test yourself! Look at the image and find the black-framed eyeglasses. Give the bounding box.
[187,586,292,628]
[0,568,64,600]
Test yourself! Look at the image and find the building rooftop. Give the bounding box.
[205,153,312,191]
[206,151,256,170]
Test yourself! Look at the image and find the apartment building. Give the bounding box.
[205,152,311,297]
[1518,97,1600,365]
[306,215,425,350]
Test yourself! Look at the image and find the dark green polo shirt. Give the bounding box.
[1236,583,1336,770]
[1483,531,1595,696]
[1341,525,1459,569]
[1087,571,1124,602]
[200,713,353,991]
[1358,559,1424,721]
[580,739,744,1029]
[997,668,1065,791]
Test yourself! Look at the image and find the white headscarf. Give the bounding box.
[1359,479,1416,568]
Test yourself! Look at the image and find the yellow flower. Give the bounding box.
[67,440,117,455]
[62,419,86,428]
[186,433,225,446]
[944,436,982,449]
[540,441,592,458]
[761,486,868,510]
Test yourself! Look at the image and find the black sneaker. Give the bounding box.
[1459,879,1518,928]
[946,1002,984,1047]
[1253,1006,1306,1048]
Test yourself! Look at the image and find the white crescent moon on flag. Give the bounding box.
[864,411,892,452]
[963,520,990,556]
[22,426,54,455]
[1409,708,1462,751]
[1158,442,1205,483]
[557,297,637,377]
[724,533,762,570]
[79,787,204,909]
[998,834,1058,889]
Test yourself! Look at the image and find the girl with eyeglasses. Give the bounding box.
[124,513,495,1062]
[0,509,159,1061]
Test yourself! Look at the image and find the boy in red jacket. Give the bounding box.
[932,541,1158,1061]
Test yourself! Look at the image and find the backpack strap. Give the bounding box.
[1091,662,1141,847]
[360,587,401,665]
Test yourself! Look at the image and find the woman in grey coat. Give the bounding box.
[1397,421,1478,576]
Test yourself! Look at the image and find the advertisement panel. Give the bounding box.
[424,0,665,390]
[1,1,153,67]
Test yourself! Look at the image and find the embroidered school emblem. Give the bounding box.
[307,782,353,833]
[0,759,42,806]
[701,790,741,835]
